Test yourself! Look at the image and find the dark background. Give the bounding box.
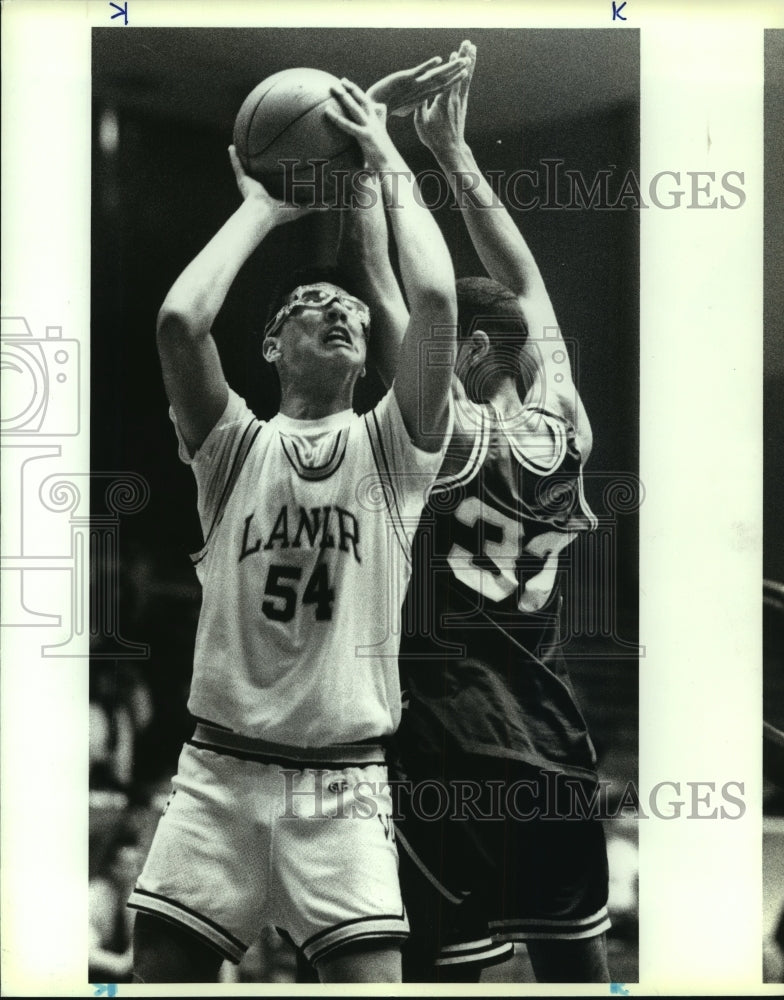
[765,34,784,589]
[765,32,784,590]
[764,31,784,779]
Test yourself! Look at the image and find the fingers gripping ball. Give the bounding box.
[233,68,364,205]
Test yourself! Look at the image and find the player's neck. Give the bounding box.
[487,375,525,419]
[278,383,355,421]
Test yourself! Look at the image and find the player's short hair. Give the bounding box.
[457,276,529,350]
[456,276,532,395]
[265,265,361,333]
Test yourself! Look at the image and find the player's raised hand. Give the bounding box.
[414,40,476,155]
[227,145,318,224]
[367,55,470,118]
[325,79,395,169]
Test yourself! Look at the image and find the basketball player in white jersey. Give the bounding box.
[332,43,612,983]
[129,77,458,983]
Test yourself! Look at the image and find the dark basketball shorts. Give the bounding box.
[128,725,408,967]
[393,754,610,971]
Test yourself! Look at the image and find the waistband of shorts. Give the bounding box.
[189,723,388,768]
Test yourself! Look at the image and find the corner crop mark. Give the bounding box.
[109,2,128,25]
[612,1,628,21]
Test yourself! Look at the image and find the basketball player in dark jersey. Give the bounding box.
[338,41,611,983]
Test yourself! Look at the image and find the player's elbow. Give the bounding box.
[574,401,593,461]
[409,286,457,330]
[576,420,593,463]
[156,304,204,346]
[560,389,593,461]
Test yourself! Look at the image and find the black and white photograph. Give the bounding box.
[87,25,639,986]
[0,1,777,995]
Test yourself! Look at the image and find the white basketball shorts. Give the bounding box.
[128,724,408,966]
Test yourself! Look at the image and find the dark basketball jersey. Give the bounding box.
[398,385,599,781]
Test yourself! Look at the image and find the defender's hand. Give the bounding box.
[368,55,470,119]
[414,40,476,155]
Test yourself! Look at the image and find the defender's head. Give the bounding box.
[455,276,530,402]
[263,266,370,388]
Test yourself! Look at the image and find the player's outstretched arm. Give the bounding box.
[327,79,456,450]
[367,54,469,118]
[157,146,312,455]
[341,55,470,387]
[339,54,469,390]
[336,170,408,388]
[415,42,590,446]
[415,42,548,308]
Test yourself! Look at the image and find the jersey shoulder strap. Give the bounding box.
[190,416,263,566]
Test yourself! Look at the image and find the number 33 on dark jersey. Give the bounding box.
[399,386,599,782]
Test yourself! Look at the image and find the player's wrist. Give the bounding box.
[361,135,400,173]
[433,141,474,171]
[237,194,278,234]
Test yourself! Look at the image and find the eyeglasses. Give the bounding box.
[264,284,371,338]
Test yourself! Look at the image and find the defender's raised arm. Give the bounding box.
[415,41,589,447]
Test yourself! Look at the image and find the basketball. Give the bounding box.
[233,68,364,205]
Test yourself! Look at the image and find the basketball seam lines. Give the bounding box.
[247,93,352,163]
[250,93,331,157]
[244,83,278,160]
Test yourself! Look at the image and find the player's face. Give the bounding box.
[272,283,369,375]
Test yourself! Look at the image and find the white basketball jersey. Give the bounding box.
[172,388,446,746]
